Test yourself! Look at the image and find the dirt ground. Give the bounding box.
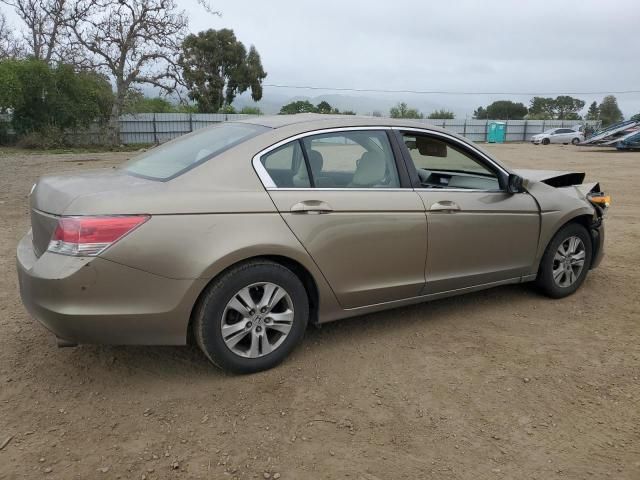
[1,143,639,480]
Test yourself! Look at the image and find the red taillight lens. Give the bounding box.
[48,215,150,256]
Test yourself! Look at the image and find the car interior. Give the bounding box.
[403,134,501,190]
[261,132,400,188]
[261,131,501,191]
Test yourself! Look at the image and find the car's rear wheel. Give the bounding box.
[194,260,309,373]
[571,137,580,145]
[542,138,550,145]
[536,223,592,298]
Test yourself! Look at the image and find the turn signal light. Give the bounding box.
[588,194,611,208]
[47,215,150,256]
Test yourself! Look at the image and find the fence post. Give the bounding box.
[542,120,545,134]
[153,113,158,144]
[505,120,509,142]
[189,113,193,132]
[463,119,467,138]
[484,120,489,142]
[523,120,527,141]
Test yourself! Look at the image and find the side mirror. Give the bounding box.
[507,174,524,194]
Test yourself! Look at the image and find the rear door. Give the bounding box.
[395,129,540,293]
[255,128,427,309]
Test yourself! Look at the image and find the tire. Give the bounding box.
[541,138,550,145]
[536,223,592,298]
[571,137,580,145]
[194,259,309,374]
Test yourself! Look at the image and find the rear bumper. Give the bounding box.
[17,232,205,346]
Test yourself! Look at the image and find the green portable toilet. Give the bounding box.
[487,121,506,143]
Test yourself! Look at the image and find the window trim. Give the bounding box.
[252,127,410,190]
[392,127,509,192]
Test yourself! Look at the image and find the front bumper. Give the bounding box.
[17,232,205,346]
[590,220,606,269]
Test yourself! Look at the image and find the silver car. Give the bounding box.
[17,114,608,373]
[531,128,584,145]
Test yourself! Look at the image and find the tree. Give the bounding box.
[239,106,262,115]
[473,106,488,119]
[474,100,527,120]
[631,113,640,122]
[316,100,333,114]
[0,11,23,58]
[427,109,455,119]
[528,96,585,120]
[528,97,556,119]
[371,110,382,117]
[279,100,317,114]
[123,91,179,114]
[1,0,72,62]
[586,101,599,120]
[180,28,266,113]
[0,58,112,135]
[598,95,623,126]
[554,95,585,120]
[390,102,423,119]
[68,0,188,143]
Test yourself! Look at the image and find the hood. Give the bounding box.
[514,169,586,188]
[30,168,157,215]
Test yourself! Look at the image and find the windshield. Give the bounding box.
[123,123,268,181]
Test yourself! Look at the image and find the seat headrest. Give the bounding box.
[351,151,386,186]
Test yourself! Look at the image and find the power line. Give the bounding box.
[262,84,640,96]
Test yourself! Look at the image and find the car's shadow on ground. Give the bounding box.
[65,283,541,380]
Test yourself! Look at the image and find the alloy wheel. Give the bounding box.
[221,282,294,358]
[552,236,586,287]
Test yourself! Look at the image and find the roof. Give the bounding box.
[236,113,451,132]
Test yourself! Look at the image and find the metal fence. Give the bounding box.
[2,113,601,145]
[117,115,600,144]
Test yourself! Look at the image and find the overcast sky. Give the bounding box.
[183,0,640,116]
[4,0,640,116]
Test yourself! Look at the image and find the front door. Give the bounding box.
[257,129,427,309]
[397,130,540,293]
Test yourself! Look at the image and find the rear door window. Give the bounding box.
[300,130,400,188]
[260,141,309,188]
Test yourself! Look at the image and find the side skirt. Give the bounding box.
[319,275,537,324]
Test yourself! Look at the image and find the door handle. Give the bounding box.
[290,200,333,214]
[429,201,461,212]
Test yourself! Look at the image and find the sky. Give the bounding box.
[181,0,640,117]
[4,0,640,117]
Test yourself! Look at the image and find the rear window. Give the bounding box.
[123,123,268,180]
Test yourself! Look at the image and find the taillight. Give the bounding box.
[47,215,150,256]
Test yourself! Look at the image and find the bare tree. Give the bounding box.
[1,0,70,62]
[0,10,24,58]
[68,0,188,143]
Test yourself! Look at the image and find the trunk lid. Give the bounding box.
[29,169,155,257]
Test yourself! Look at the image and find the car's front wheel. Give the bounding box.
[194,260,309,373]
[536,223,592,298]
[571,137,581,145]
[541,138,550,145]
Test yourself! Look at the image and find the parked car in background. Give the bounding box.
[531,128,584,145]
[17,114,608,373]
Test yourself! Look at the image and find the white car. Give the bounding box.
[531,128,584,145]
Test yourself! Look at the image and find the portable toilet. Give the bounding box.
[487,121,506,143]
